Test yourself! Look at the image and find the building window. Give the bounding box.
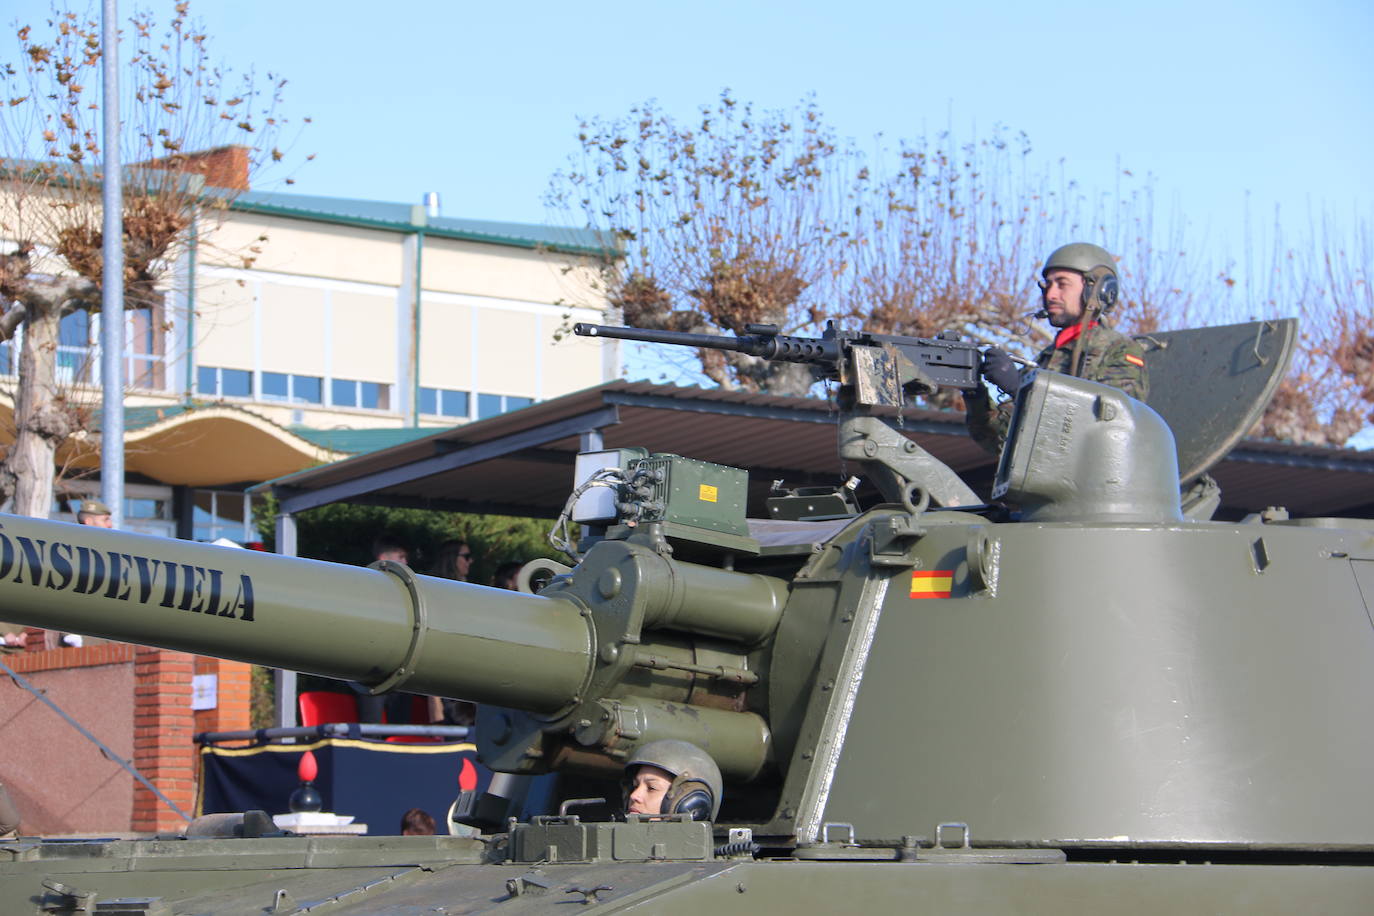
[332,378,392,410]
[127,305,167,390]
[420,387,470,418]
[478,393,533,420]
[261,371,324,404]
[0,338,12,375]
[194,490,261,543]
[56,309,94,385]
[198,366,252,398]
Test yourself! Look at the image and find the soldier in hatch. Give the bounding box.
[965,242,1149,453]
[623,740,723,822]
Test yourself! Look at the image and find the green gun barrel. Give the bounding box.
[0,515,591,714]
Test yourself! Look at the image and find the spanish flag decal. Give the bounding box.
[911,570,954,598]
[1124,354,1145,368]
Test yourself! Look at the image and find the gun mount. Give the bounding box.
[1,318,1372,913]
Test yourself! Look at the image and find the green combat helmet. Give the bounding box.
[1041,241,1120,316]
[623,740,723,821]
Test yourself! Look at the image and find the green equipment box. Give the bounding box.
[633,453,749,538]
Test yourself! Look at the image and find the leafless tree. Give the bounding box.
[551,101,1207,398]
[554,94,1369,445]
[0,1,300,517]
[549,91,864,395]
[1233,212,1373,446]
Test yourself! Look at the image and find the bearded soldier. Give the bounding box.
[965,242,1149,452]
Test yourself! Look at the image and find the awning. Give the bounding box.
[257,380,1374,521]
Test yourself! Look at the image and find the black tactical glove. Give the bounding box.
[980,347,1022,396]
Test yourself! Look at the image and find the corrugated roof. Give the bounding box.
[287,426,445,455]
[229,190,615,255]
[258,380,1374,521]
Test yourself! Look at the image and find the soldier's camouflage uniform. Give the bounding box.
[965,322,1149,454]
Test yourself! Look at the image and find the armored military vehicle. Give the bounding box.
[1,318,1372,914]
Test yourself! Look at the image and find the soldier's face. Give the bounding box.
[1041,269,1086,328]
[626,765,673,815]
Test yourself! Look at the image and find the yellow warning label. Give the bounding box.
[699,484,719,503]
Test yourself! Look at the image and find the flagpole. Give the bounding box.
[100,0,124,528]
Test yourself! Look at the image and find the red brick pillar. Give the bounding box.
[132,647,195,832]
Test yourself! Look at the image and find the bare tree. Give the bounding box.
[550,92,863,395]
[843,136,1208,344]
[554,94,1370,446]
[551,100,1207,399]
[1234,212,1374,446]
[0,1,298,517]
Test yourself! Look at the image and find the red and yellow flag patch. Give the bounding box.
[1124,354,1145,368]
[910,570,953,599]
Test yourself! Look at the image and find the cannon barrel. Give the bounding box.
[0,514,784,781]
[0,515,592,714]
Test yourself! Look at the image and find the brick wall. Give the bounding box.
[0,642,254,835]
[0,645,136,834]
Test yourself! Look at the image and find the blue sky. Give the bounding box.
[6,1,1372,444]
[8,0,1368,251]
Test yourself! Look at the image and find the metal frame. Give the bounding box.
[274,406,619,516]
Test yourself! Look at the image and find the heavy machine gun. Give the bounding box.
[575,320,986,507]
[2,318,1373,914]
[571,320,983,391]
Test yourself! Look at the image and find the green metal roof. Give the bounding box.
[2,155,616,256]
[229,190,616,257]
[97,404,433,458]
[92,404,197,431]
[286,425,446,455]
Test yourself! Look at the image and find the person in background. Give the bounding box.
[492,561,523,590]
[77,499,114,528]
[371,534,410,566]
[431,540,473,581]
[400,807,436,836]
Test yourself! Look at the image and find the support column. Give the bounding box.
[131,647,194,832]
[173,485,195,541]
[273,511,298,728]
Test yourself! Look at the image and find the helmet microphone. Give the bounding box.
[1032,277,1050,319]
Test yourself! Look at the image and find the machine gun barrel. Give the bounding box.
[573,322,840,365]
[574,321,982,390]
[0,516,591,714]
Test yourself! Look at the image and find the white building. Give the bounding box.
[0,150,617,538]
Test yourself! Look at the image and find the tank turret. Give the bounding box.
[2,318,1373,914]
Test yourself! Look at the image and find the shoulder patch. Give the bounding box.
[1124,354,1145,367]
